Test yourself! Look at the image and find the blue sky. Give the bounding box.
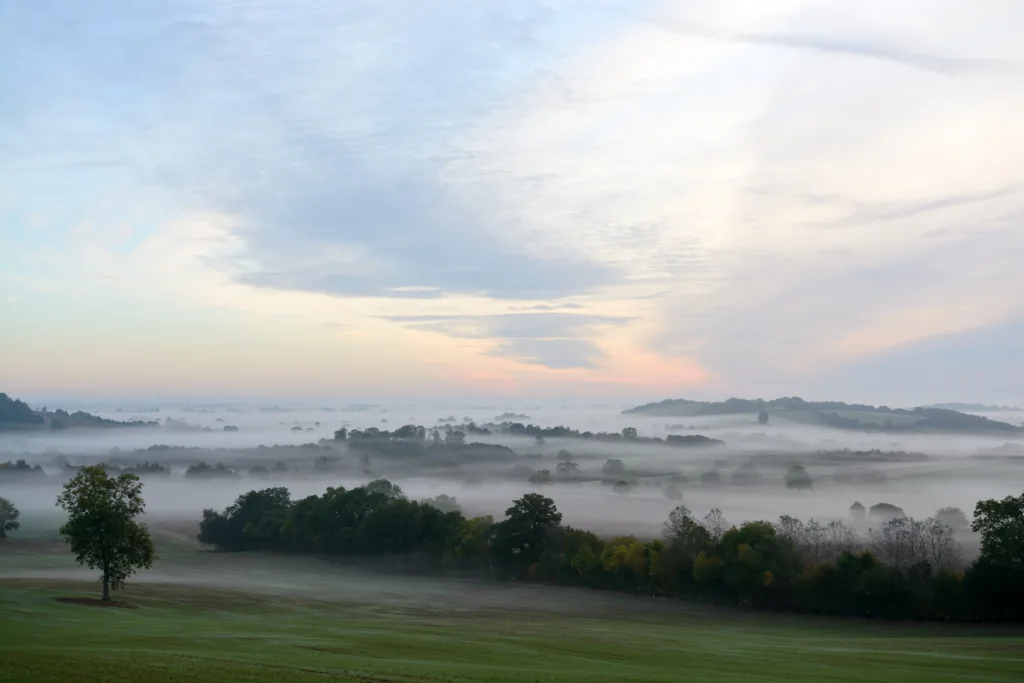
[1,1,1022,404]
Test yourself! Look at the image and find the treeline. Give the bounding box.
[199,483,1024,622]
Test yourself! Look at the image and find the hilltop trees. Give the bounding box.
[56,466,155,601]
[0,497,20,538]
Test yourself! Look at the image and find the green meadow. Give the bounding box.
[1,528,1022,683]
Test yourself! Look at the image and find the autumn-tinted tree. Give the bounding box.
[0,497,20,538]
[56,466,155,601]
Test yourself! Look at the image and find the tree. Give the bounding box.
[663,485,683,501]
[775,515,805,546]
[701,508,729,545]
[824,520,858,559]
[0,497,20,538]
[603,459,625,476]
[785,465,813,491]
[333,427,348,441]
[422,494,462,514]
[850,501,866,521]
[935,506,970,531]
[621,427,638,440]
[758,410,769,425]
[556,461,580,474]
[972,492,1024,566]
[56,466,156,601]
[663,505,711,557]
[491,493,562,574]
[869,502,906,521]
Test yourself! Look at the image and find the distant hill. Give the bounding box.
[623,396,1023,433]
[0,393,45,429]
[0,392,159,430]
[922,403,1022,413]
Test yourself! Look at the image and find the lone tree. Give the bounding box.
[758,410,769,425]
[0,496,20,538]
[56,465,155,602]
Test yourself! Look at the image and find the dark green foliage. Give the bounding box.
[56,466,156,601]
[971,492,1024,566]
[194,483,1024,622]
[0,496,20,538]
[490,493,562,577]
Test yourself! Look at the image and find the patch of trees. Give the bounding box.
[185,462,238,479]
[0,459,45,479]
[494,422,724,447]
[196,483,1024,621]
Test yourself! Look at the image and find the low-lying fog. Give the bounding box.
[3,398,1023,546]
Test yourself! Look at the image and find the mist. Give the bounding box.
[4,397,1023,554]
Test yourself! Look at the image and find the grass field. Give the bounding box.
[2,529,1023,682]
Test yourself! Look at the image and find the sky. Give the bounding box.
[1,1,1023,405]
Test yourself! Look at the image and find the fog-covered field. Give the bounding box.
[3,398,1023,546]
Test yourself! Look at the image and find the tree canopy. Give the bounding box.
[0,497,20,538]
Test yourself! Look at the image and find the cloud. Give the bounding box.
[2,0,1024,397]
[383,313,629,368]
[725,31,1018,77]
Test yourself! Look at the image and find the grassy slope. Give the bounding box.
[1,532,1023,683]
[3,580,1024,683]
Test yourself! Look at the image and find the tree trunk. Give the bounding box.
[102,555,111,602]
